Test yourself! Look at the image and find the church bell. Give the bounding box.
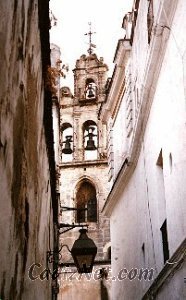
[85,139,96,151]
[62,135,73,154]
[85,127,97,151]
[87,87,95,98]
[86,83,95,99]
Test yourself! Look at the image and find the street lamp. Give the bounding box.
[71,228,97,273]
[47,206,98,299]
[47,225,97,274]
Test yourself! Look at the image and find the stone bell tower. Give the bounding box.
[58,27,111,300]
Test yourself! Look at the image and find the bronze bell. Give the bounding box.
[87,87,95,98]
[85,127,97,151]
[85,139,96,150]
[62,135,73,154]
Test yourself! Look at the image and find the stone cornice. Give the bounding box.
[102,159,135,216]
[59,159,108,169]
[101,40,131,123]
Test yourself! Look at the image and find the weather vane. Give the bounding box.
[84,22,96,55]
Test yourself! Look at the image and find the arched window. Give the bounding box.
[83,120,98,160]
[76,181,97,223]
[61,123,73,162]
[85,78,97,100]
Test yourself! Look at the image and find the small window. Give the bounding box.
[142,243,145,264]
[169,153,173,172]
[160,219,169,263]
[107,246,111,260]
[147,0,154,44]
[76,181,97,223]
[156,149,163,168]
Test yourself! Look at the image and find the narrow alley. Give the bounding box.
[0,1,185,300]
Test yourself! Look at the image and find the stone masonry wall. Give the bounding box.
[59,164,110,261]
[0,1,55,299]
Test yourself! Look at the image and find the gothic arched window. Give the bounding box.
[76,181,97,223]
[61,122,73,162]
[83,120,98,160]
[85,78,97,100]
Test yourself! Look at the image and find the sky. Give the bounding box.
[50,0,133,90]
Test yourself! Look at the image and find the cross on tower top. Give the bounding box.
[84,22,96,55]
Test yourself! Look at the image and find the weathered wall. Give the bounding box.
[0,1,56,299]
[58,270,111,300]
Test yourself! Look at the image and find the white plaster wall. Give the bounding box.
[110,149,155,300]
[110,0,186,299]
[112,97,128,178]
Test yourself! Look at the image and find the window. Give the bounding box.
[156,149,163,168]
[107,246,111,260]
[147,0,154,43]
[160,219,169,263]
[76,181,97,223]
[141,243,145,264]
[156,149,167,258]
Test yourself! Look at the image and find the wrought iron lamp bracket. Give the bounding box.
[58,223,89,235]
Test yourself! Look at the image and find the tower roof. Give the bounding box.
[74,53,108,71]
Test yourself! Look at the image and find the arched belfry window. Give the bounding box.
[61,123,73,162]
[76,181,97,223]
[83,120,98,160]
[85,78,97,100]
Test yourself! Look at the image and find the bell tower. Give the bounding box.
[58,26,111,300]
[71,50,108,161]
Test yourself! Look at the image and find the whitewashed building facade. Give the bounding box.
[101,0,186,299]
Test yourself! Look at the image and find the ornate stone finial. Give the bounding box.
[84,22,96,55]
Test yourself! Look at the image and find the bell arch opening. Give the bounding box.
[61,122,73,162]
[85,78,97,100]
[83,120,98,160]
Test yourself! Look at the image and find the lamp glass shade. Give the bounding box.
[71,229,97,273]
